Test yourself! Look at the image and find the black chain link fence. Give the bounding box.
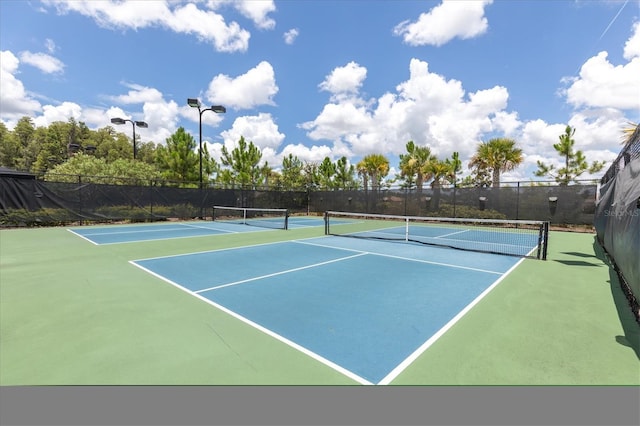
[595,125,640,324]
[1,172,596,227]
[309,184,596,226]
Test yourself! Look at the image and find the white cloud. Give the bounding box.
[299,52,629,183]
[33,101,82,128]
[302,103,373,143]
[284,28,299,45]
[563,22,640,111]
[0,50,41,123]
[303,58,512,161]
[19,51,65,74]
[467,86,509,116]
[491,111,521,136]
[206,61,278,109]
[220,113,284,150]
[623,21,640,60]
[103,83,181,143]
[319,62,368,99]
[141,99,180,144]
[516,110,628,180]
[567,108,631,152]
[393,0,493,47]
[110,84,165,104]
[279,143,333,164]
[564,52,640,110]
[42,0,251,53]
[82,107,121,129]
[396,59,465,107]
[232,0,276,30]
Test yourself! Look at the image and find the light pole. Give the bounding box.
[187,98,226,188]
[110,117,148,160]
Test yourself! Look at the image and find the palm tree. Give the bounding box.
[445,151,462,186]
[357,154,390,192]
[356,161,369,193]
[469,138,523,188]
[398,141,437,192]
[427,160,451,189]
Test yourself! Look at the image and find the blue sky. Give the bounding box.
[1,0,639,182]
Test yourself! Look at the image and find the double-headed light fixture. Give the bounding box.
[110,117,149,160]
[187,98,226,188]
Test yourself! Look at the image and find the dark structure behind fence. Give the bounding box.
[594,125,640,323]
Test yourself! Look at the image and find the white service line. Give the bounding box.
[195,252,368,293]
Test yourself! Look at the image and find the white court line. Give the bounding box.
[74,225,194,236]
[434,229,471,238]
[177,222,241,232]
[131,235,524,384]
[72,231,239,246]
[66,228,100,245]
[131,234,368,262]
[132,239,296,262]
[294,239,504,275]
[76,223,238,236]
[195,252,368,293]
[65,221,289,245]
[129,260,373,386]
[378,256,527,385]
[357,227,536,252]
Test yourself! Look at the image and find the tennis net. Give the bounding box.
[324,211,549,260]
[212,206,289,230]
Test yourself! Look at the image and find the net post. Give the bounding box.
[542,221,550,260]
[212,206,216,222]
[324,211,329,235]
[405,217,409,242]
[535,222,543,259]
[284,210,289,230]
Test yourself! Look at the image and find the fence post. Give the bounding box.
[404,187,407,216]
[78,174,83,225]
[149,179,154,219]
[453,184,457,218]
[516,181,520,220]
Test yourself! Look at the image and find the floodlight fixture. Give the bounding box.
[187,98,201,108]
[110,117,148,160]
[187,98,227,196]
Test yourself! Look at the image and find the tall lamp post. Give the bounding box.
[110,117,148,160]
[187,98,226,188]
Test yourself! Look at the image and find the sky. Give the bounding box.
[1,0,639,183]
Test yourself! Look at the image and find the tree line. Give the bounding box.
[0,116,605,189]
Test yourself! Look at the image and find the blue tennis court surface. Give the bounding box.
[68,217,327,244]
[132,236,523,385]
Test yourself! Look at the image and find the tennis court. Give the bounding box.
[132,236,522,384]
[0,210,638,386]
[68,215,327,245]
